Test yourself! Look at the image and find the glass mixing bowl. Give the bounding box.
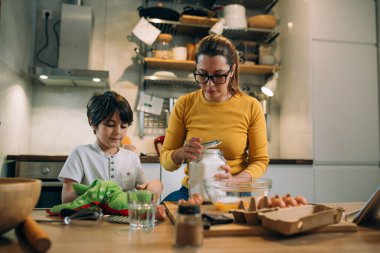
[203,177,272,212]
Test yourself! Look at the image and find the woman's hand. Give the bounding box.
[214,166,253,183]
[172,137,203,164]
[214,164,233,181]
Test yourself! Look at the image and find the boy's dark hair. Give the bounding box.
[87,91,133,127]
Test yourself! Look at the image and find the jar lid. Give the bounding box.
[178,204,200,214]
[202,148,221,154]
[156,33,173,42]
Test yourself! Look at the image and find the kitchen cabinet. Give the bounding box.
[160,164,186,201]
[141,162,186,201]
[137,0,280,137]
[309,0,380,203]
[264,164,314,202]
[141,163,161,182]
[311,0,376,44]
[312,41,379,163]
[314,165,380,203]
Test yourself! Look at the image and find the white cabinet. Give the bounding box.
[141,163,161,182]
[265,165,314,202]
[311,0,376,43]
[314,165,380,202]
[142,162,186,201]
[160,164,186,201]
[312,41,379,163]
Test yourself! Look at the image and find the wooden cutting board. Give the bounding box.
[163,202,358,237]
[180,15,219,26]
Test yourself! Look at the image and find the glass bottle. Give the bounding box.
[188,149,226,200]
[174,205,203,247]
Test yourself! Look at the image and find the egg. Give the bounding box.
[282,194,298,207]
[295,195,308,205]
[270,195,286,208]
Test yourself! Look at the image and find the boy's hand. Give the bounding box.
[136,183,148,190]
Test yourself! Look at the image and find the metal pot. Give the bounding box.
[138,6,180,21]
[181,6,216,17]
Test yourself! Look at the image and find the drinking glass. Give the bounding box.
[127,190,156,230]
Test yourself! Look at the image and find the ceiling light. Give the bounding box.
[39,75,48,80]
[92,77,101,82]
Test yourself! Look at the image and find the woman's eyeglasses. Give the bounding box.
[193,67,232,85]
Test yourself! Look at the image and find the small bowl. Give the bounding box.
[259,55,276,66]
[203,177,272,212]
[0,178,41,234]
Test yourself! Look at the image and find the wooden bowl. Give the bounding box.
[0,178,41,234]
[248,15,276,29]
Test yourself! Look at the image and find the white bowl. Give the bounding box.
[152,71,177,78]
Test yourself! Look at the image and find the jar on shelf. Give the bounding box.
[152,33,173,59]
[259,43,276,65]
[188,149,226,200]
[174,205,203,247]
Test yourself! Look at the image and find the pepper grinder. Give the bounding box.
[174,205,203,247]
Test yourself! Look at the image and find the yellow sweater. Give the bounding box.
[160,89,269,187]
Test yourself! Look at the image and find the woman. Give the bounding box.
[59,91,162,203]
[160,34,269,201]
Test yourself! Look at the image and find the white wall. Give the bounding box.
[29,0,158,156]
[0,0,36,175]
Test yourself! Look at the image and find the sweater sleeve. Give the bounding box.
[160,95,187,171]
[245,99,269,178]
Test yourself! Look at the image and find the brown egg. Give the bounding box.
[270,195,286,208]
[258,196,271,209]
[295,195,308,205]
[186,197,196,205]
[178,199,186,206]
[191,193,204,205]
[282,194,298,207]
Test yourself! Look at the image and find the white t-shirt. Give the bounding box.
[59,143,145,191]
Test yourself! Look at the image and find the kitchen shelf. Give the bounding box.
[147,18,279,43]
[208,0,279,11]
[145,58,277,75]
[144,76,199,94]
[148,0,279,12]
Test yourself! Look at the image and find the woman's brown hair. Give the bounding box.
[195,34,240,95]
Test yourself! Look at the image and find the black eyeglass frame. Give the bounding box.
[193,66,232,85]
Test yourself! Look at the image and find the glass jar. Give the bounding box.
[174,205,203,247]
[152,33,173,59]
[188,149,226,200]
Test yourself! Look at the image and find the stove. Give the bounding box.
[6,155,67,208]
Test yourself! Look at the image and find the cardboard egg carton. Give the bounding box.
[230,196,277,225]
[230,196,345,235]
[259,204,344,235]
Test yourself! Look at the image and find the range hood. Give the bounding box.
[30,3,109,88]
[30,67,109,88]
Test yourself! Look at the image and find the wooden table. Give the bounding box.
[0,203,379,253]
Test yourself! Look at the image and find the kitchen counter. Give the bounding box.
[6,155,313,164]
[0,203,379,253]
